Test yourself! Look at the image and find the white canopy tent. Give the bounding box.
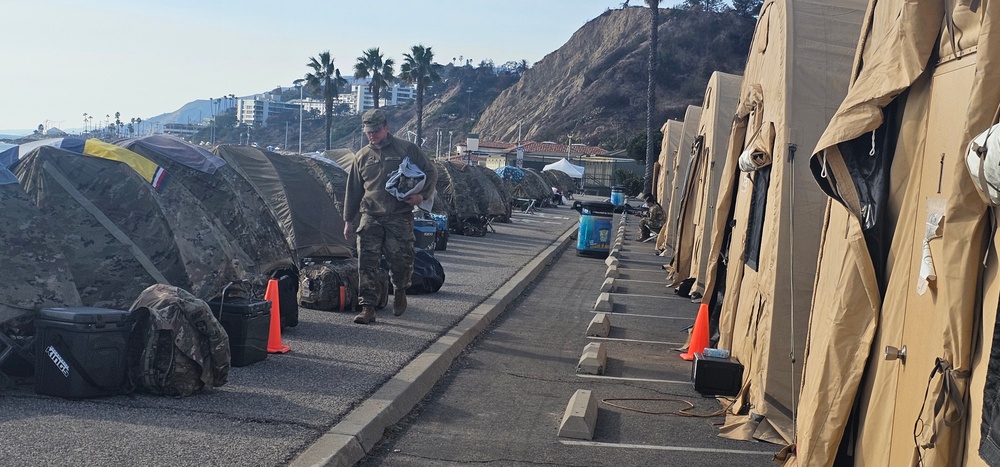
[542,158,584,179]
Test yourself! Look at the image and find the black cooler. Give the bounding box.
[691,353,744,396]
[208,298,270,367]
[34,307,131,399]
[413,218,437,252]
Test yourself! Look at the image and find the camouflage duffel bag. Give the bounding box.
[298,258,388,311]
[127,284,230,397]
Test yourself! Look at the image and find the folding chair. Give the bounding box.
[523,199,537,214]
[483,215,497,234]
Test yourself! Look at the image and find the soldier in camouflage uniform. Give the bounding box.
[344,109,437,324]
[638,193,665,241]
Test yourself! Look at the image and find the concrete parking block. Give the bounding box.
[576,342,607,374]
[586,313,611,337]
[604,265,619,279]
[604,255,618,267]
[600,277,616,293]
[558,389,598,440]
[594,292,613,311]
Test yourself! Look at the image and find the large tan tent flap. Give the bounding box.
[655,120,683,253]
[793,1,1000,465]
[685,71,742,298]
[693,0,867,450]
[663,105,702,279]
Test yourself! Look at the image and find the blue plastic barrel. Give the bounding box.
[610,186,625,207]
[573,201,615,257]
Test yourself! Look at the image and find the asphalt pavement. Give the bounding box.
[353,203,780,466]
[0,201,577,466]
[1,196,782,466]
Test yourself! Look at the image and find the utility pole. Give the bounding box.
[448,131,454,159]
[436,128,442,159]
[294,79,305,153]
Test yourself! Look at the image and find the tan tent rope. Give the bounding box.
[912,358,970,466]
[600,397,731,418]
[869,130,876,156]
[787,144,798,442]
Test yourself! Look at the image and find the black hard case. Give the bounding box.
[208,298,270,367]
[691,353,744,397]
[34,307,131,398]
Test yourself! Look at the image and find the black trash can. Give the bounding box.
[573,201,615,257]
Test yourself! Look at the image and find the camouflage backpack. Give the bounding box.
[127,284,230,397]
[298,258,389,311]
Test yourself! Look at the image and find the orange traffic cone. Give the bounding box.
[680,303,709,361]
[265,279,291,354]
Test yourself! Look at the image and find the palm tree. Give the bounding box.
[353,48,395,109]
[643,0,660,196]
[399,44,441,147]
[305,50,348,150]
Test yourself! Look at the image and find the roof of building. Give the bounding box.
[474,140,609,156]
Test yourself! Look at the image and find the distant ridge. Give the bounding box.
[474,6,755,146]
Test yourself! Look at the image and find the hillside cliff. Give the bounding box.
[472,6,755,148]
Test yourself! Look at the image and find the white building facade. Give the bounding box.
[237,96,300,127]
[352,82,417,113]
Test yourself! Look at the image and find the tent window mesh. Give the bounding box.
[744,165,771,271]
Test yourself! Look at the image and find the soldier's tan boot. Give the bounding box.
[353,305,376,324]
[393,289,407,316]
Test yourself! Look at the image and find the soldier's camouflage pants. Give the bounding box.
[356,213,414,306]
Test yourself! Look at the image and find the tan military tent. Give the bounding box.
[791,1,1000,466]
[694,0,866,449]
[654,120,682,208]
[661,105,702,272]
[680,71,742,298]
[652,119,682,253]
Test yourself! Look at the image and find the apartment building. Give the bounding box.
[353,82,417,113]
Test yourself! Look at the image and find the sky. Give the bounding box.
[0,0,683,134]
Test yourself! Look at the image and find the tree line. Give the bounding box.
[301,45,442,151]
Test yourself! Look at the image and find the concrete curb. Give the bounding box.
[290,222,578,467]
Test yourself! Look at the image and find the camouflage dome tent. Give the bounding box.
[213,146,381,313]
[542,169,577,197]
[0,167,83,380]
[520,168,555,204]
[291,152,349,218]
[433,160,494,236]
[320,148,355,170]
[496,165,551,206]
[117,135,296,285]
[473,165,513,222]
[0,168,82,329]
[460,162,509,219]
[213,145,352,262]
[11,139,252,310]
